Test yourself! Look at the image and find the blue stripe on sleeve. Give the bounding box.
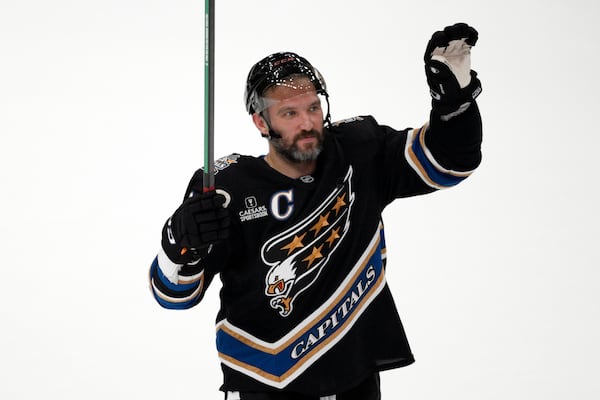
[411,132,467,187]
[149,258,203,310]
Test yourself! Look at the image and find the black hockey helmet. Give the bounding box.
[244,52,330,120]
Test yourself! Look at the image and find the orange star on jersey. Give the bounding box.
[331,194,347,216]
[325,227,341,248]
[303,245,324,268]
[309,213,330,236]
[281,233,307,255]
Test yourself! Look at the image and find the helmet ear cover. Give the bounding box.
[244,52,329,116]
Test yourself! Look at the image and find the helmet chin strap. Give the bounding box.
[259,113,282,140]
[264,130,282,140]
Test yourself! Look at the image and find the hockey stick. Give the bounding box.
[203,0,215,192]
[180,0,215,258]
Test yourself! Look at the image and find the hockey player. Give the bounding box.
[149,23,483,400]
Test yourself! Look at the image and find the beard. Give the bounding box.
[271,129,324,163]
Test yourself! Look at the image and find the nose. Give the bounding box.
[299,112,314,131]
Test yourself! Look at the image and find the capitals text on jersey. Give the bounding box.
[215,223,387,389]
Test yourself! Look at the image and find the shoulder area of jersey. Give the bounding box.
[331,116,368,127]
[330,115,380,132]
[211,153,244,176]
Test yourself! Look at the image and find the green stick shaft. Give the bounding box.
[203,0,215,191]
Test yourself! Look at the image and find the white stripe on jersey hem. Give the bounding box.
[157,248,183,284]
[226,391,335,399]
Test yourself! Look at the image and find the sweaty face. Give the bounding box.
[262,79,325,163]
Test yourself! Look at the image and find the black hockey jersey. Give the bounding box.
[149,105,482,395]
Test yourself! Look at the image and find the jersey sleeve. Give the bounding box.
[380,100,482,201]
[149,254,216,309]
[409,102,483,185]
[334,100,482,204]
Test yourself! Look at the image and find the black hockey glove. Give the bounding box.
[425,23,482,120]
[161,190,230,264]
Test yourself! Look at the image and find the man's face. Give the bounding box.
[261,79,325,163]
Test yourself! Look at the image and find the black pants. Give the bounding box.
[224,373,381,400]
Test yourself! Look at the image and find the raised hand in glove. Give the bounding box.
[161,190,231,264]
[425,23,482,120]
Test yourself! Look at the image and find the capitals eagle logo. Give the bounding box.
[261,167,355,317]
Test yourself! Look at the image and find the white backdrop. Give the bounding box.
[1,0,599,399]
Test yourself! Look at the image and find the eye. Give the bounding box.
[282,110,297,118]
[308,102,322,113]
